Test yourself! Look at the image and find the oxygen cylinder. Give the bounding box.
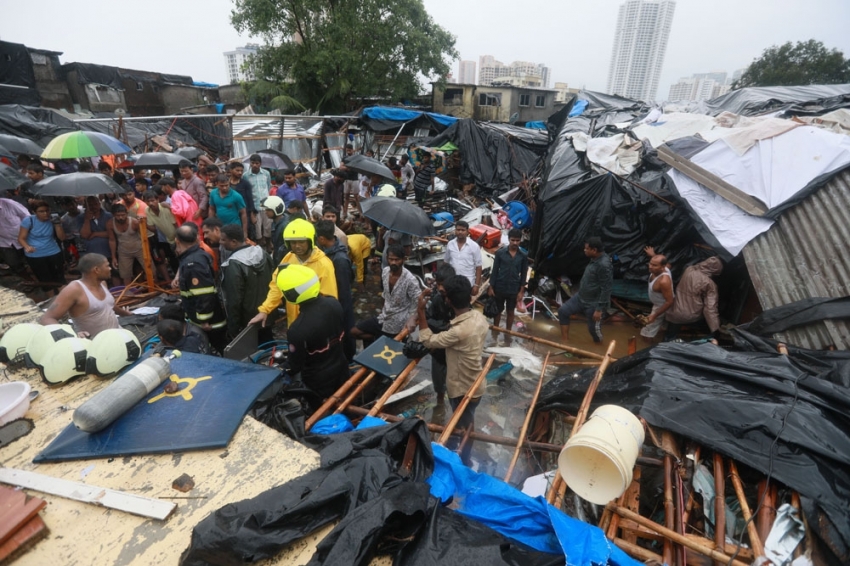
[72,350,181,433]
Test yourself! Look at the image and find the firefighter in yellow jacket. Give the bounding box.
[249,219,338,328]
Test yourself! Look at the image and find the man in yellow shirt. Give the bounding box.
[249,219,337,328]
[347,233,372,290]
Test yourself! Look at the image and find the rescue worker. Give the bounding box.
[315,220,354,360]
[277,264,348,399]
[262,195,288,264]
[175,225,227,354]
[249,218,337,329]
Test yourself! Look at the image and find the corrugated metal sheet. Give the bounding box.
[742,170,850,350]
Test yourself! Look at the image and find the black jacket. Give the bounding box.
[287,296,349,398]
[178,244,226,330]
[221,244,275,337]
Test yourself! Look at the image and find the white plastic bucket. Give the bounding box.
[557,405,645,505]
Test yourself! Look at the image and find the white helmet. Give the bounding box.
[0,323,42,365]
[263,195,286,216]
[26,324,75,367]
[376,184,397,197]
[87,328,141,376]
[39,337,92,384]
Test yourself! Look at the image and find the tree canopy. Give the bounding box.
[231,0,458,114]
[735,40,850,89]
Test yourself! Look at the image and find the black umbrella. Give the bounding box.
[243,149,296,171]
[343,154,395,183]
[31,173,123,197]
[134,152,185,169]
[360,196,435,237]
[0,134,43,156]
[0,163,28,192]
[175,147,205,160]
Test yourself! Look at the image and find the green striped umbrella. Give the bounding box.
[41,131,132,159]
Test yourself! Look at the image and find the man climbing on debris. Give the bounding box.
[558,237,612,344]
[219,224,275,344]
[175,224,227,354]
[664,256,723,340]
[488,228,528,344]
[417,274,488,465]
[639,247,674,342]
[40,253,130,338]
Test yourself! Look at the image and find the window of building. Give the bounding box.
[135,82,144,91]
[534,94,546,107]
[479,92,502,107]
[519,93,530,107]
[442,88,463,106]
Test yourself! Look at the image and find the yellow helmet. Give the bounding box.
[283,218,315,249]
[263,195,286,216]
[276,264,320,304]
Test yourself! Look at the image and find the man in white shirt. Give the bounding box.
[444,220,482,296]
[399,154,415,199]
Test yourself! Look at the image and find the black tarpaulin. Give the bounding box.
[0,86,41,107]
[64,62,122,89]
[0,41,38,89]
[426,119,549,192]
[531,171,714,282]
[703,84,850,117]
[537,342,850,565]
[0,104,77,145]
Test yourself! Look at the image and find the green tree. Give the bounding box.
[231,0,458,114]
[241,79,307,114]
[735,40,850,89]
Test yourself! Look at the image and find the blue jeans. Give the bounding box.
[557,294,603,343]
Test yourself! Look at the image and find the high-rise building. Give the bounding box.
[478,55,550,87]
[667,71,730,102]
[458,60,476,84]
[223,44,259,84]
[606,0,676,102]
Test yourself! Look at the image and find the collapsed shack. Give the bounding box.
[536,337,850,566]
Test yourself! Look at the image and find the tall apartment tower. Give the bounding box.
[223,44,259,84]
[606,0,676,102]
[458,60,477,84]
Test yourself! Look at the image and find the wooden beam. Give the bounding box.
[0,468,176,521]
[657,145,768,216]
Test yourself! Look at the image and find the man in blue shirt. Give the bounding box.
[275,169,309,219]
[209,173,247,239]
[227,163,255,237]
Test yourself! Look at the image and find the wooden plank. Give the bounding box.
[0,514,49,563]
[0,468,177,521]
[657,145,768,216]
[621,467,642,544]
[0,487,46,545]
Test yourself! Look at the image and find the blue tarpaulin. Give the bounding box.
[427,443,641,566]
[525,121,547,130]
[569,100,589,117]
[361,106,458,128]
[34,352,280,462]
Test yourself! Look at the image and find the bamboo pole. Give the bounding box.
[683,446,700,526]
[333,370,379,414]
[504,353,550,482]
[547,340,617,505]
[366,358,421,417]
[614,537,663,563]
[728,459,765,558]
[548,360,602,367]
[664,454,675,566]
[607,504,749,566]
[489,325,607,360]
[114,272,143,307]
[306,328,409,429]
[438,354,496,444]
[713,454,726,566]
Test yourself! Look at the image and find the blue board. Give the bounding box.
[34,352,280,463]
[353,336,412,379]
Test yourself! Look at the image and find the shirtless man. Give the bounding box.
[40,253,131,338]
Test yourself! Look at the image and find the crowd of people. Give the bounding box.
[2,146,725,461]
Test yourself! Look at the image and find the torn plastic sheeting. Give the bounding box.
[585,134,642,176]
[532,172,715,282]
[0,105,78,146]
[537,342,850,565]
[569,100,588,117]
[703,84,850,117]
[578,90,648,113]
[739,296,850,337]
[427,443,641,566]
[181,419,434,565]
[765,503,806,566]
[361,106,458,127]
[426,119,549,192]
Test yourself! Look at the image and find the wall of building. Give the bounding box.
[432,84,555,123]
[507,89,555,122]
[160,85,218,115]
[28,51,73,109]
[64,70,126,113]
[432,84,476,119]
[120,77,165,116]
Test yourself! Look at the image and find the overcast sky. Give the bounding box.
[2,0,849,102]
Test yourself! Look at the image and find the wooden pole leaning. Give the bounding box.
[306,328,409,430]
[547,340,617,505]
[437,354,496,445]
[504,352,550,483]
